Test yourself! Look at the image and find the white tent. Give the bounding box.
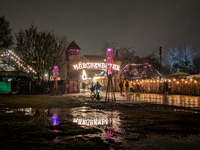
[187,74,200,79]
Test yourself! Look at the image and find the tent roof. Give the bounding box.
[187,74,200,79]
[169,72,190,76]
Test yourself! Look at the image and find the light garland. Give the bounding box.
[0,50,37,74]
[121,63,162,78]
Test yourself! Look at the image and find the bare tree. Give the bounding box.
[166,44,195,73]
[15,25,67,80]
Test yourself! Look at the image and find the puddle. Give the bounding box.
[1,106,125,147]
[2,106,200,149]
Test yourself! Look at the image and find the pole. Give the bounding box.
[9,51,11,66]
[159,46,162,79]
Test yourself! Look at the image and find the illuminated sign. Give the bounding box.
[73,62,120,71]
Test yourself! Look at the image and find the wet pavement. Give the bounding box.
[68,90,200,109]
[1,92,200,149]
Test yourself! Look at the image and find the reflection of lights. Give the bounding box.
[50,114,60,126]
[53,137,60,142]
[52,129,60,133]
[107,128,114,137]
[73,118,111,126]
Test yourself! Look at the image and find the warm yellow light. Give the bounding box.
[56,77,61,80]
[177,81,179,84]
[195,80,197,83]
[168,80,171,82]
[190,79,193,81]
[82,70,87,79]
[173,79,176,81]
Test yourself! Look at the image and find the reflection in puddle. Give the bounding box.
[125,93,200,108]
[70,107,123,144]
[49,113,60,126]
[1,106,124,147]
[1,105,200,149]
[53,136,60,142]
[4,108,34,115]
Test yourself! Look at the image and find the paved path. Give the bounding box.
[65,90,200,109]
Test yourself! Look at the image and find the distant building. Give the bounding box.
[65,40,81,80]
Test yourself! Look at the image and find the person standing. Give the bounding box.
[119,80,124,95]
[82,82,86,92]
[125,80,129,93]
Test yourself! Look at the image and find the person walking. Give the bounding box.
[125,80,129,94]
[119,80,124,95]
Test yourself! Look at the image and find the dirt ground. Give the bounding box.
[0,94,200,150]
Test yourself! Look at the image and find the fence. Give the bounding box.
[13,79,79,94]
[115,78,200,96]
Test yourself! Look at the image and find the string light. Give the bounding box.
[0,50,36,73]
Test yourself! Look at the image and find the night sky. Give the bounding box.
[1,0,200,58]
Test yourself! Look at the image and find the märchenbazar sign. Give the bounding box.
[73,62,120,71]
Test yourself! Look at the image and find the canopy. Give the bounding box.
[169,72,190,76]
[162,72,190,79]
